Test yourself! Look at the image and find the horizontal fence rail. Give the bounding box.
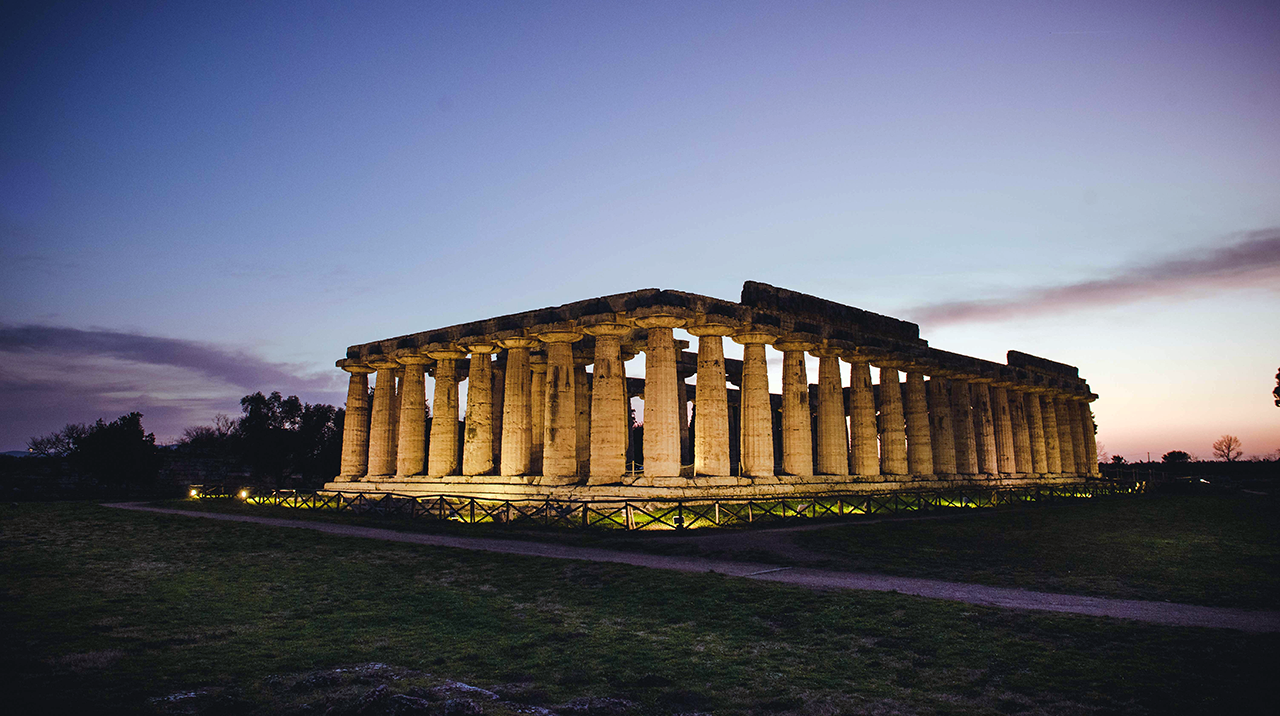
[188,477,1146,531]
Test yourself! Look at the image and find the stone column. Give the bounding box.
[585,324,630,482]
[1040,393,1063,474]
[926,377,955,475]
[876,365,908,476]
[971,381,997,475]
[491,361,504,469]
[688,324,732,476]
[991,384,1016,475]
[1025,390,1048,474]
[1054,395,1076,475]
[950,378,978,475]
[337,361,374,480]
[904,369,933,476]
[637,316,683,477]
[846,357,880,477]
[462,345,498,476]
[775,339,815,476]
[426,348,465,476]
[677,370,692,466]
[537,331,581,479]
[529,354,547,474]
[1082,399,1100,475]
[813,349,849,476]
[1008,387,1032,474]
[366,359,400,478]
[1067,398,1088,475]
[499,338,538,476]
[395,354,430,478]
[734,331,776,478]
[574,361,591,477]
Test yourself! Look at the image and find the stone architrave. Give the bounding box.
[499,338,538,476]
[904,370,932,476]
[538,331,581,479]
[395,354,431,478]
[1025,390,1048,474]
[687,323,733,476]
[1054,395,1076,475]
[337,361,374,480]
[951,378,978,475]
[462,346,499,476]
[876,365,908,476]
[637,315,684,477]
[813,349,849,476]
[926,377,956,475]
[734,330,776,478]
[574,361,591,477]
[846,358,879,477]
[991,385,1016,474]
[366,358,400,478]
[427,348,466,476]
[1082,400,1100,475]
[1066,398,1088,475]
[775,339,815,476]
[529,354,548,474]
[585,323,630,482]
[1008,387,1032,474]
[1040,393,1063,474]
[971,381,997,475]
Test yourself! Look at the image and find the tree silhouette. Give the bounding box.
[1161,450,1191,463]
[1211,435,1243,462]
[1274,367,1279,407]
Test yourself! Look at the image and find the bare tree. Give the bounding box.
[1274,367,1279,407]
[1212,435,1243,462]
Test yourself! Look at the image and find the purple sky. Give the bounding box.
[2,1,1278,460]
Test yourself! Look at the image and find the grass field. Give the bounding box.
[2,499,1276,714]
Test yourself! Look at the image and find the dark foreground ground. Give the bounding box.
[2,495,1277,714]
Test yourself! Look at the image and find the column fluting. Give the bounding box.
[876,365,908,476]
[498,338,538,476]
[637,316,683,477]
[991,385,1016,474]
[927,376,956,475]
[395,354,430,478]
[539,332,581,479]
[734,331,776,478]
[427,349,465,476]
[904,370,933,476]
[585,324,629,482]
[1008,387,1032,474]
[951,378,978,475]
[814,349,849,476]
[462,346,498,476]
[775,340,815,476]
[847,357,880,477]
[366,359,400,478]
[688,324,733,476]
[1054,395,1076,475]
[1025,390,1048,474]
[338,362,374,480]
[1041,393,1063,473]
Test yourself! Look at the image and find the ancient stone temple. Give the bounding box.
[324,282,1099,500]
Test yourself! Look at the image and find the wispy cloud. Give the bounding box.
[909,229,1280,326]
[0,326,344,449]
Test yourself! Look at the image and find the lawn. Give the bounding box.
[1,501,1275,714]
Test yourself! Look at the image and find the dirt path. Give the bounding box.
[105,503,1280,633]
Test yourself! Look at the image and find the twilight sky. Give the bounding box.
[2,1,1277,460]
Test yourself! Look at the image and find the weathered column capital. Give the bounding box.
[582,322,632,338]
[496,336,541,350]
[685,319,737,338]
[393,351,432,366]
[366,357,400,371]
[732,327,778,345]
[810,345,842,359]
[464,343,501,354]
[634,314,685,330]
[536,330,583,344]
[425,346,467,361]
[773,338,816,353]
[337,358,375,374]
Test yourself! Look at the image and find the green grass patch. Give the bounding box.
[2,501,1277,714]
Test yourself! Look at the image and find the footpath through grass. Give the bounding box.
[2,501,1277,715]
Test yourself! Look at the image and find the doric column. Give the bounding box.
[1082,398,1100,475]
[903,369,933,476]
[574,361,591,477]
[1040,393,1063,473]
[1053,395,1076,475]
[585,323,630,482]
[1025,390,1048,474]
[971,380,997,475]
[395,353,430,478]
[926,376,956,475]
[687,323,733,476]
[337,361,374,480]
[1067,398,1088,475]
[499,338,538,476]
[678,366,692,466]
[734,330,776,478]
[1008,387,1032,474]
[462,345,498,476]
[991,384,1016,474]
[950,378,978,475]
[636,315,684,477]
[876,364,908,476]
[529,354,547,474]
[813,349,849,476]
[846,357,879,477]
[426,348,465,476]
[775,339,815,476]
[538,330,581,478]
[366,359,400,478]
[490,360,504,469]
